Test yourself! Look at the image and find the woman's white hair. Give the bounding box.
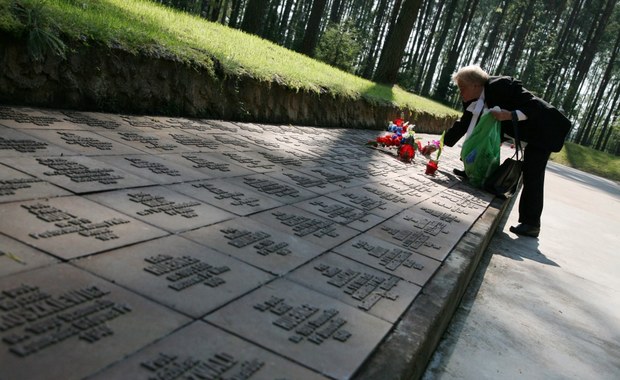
[452,65,489,85]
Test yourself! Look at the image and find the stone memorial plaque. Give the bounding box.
[0,163,71,203]
[249,148,326,168]
[86,186,234,233]
[294,165,368,188]
[0,125,76,157]
[1,155,155,193]
[216,151,279,173]
[366,208,462,262]
[228,174,319,204]
[265,168,344,195]
[206,279,392,380]
[237,133,285,150]
[418,188,489,227]
[182,217,326,275]
[0,196,167,259]
[61,110,126,131]
[342,160,411,181]
[324,186,402,219]
[250,205,359,250]
[333,235,441,286]
[95,130,196,154]
[286,252,421,323]
[21,129,145,155]
[316,146,385,165]
[165,130,236,152]
[88,321,329,380]
[95,154,208,184]
[74,235,274,317]
[293,196,385,232]
[160,152,257,178]
[0,106,66,129]
[169,178,284,216]
[195,119,240,133]
[383,176,450,200]
[121,115,173,130]
[0,264,190,380]
[0,235,58,277]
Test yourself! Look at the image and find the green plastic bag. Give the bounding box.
[460,112,501,187]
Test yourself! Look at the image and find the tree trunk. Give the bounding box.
[297,0,328,56]
[240,0,270,35]
[373,0,423,85]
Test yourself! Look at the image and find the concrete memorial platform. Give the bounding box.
[0,105,507,379]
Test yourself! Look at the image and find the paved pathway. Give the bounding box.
[423,163,620,379]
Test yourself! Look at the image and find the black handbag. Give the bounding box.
[484,112,523,198]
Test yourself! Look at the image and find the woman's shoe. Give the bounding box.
[509,223,540,238]
[453,168,468,178]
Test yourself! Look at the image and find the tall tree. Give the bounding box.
[562,0,616,114]
[373,0,423,85]
[240,0,270,35]
[298,0,329,56]
[433,0,480,100]
[420,0,459,96]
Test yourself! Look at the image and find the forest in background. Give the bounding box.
[154,0,620,155]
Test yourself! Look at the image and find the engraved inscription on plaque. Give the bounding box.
[0,283,131,357]
[38,158,123,184]
[253,297,352,345]
[309,199,370,224]
[243,177,299,198]
[117,132,177,151]
[282,171,329,188]
[313,263,400,311]
[362,185,409,205]
[271,211,339,238]
[0,178,44,196]
[0,137,48,153]
[170,134,219,149]
[128,192,200,218]
[192,183,260,207]
[57,132,113,150]
[221,228,291,256]
[139,352,264,380]
[0,107,60,126]
[422,206,461,224]
[23,203,129,241]
[339,191,388,212]
[181,154,231,171]
[125,157,180,176]
[256,151,303,166]
[222,153,275,170]
[63,111,121,129]
[352,240,426,272]
[143,254,230,291]
[380,225,441,251]
[402,215,450,236]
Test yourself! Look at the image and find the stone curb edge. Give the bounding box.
[353,195,514,380]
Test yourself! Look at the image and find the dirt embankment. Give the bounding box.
[0,42,455,132]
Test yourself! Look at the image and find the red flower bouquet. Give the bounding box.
[367,117,420,163]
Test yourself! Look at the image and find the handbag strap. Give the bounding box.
[511,111,523,160]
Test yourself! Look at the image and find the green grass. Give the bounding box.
[551,142,620,182]
[0,0,458,118]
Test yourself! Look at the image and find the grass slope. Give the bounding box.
[551,142,620,182]
[0,0,458,117]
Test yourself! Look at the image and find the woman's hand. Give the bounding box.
[490,107,512,121]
